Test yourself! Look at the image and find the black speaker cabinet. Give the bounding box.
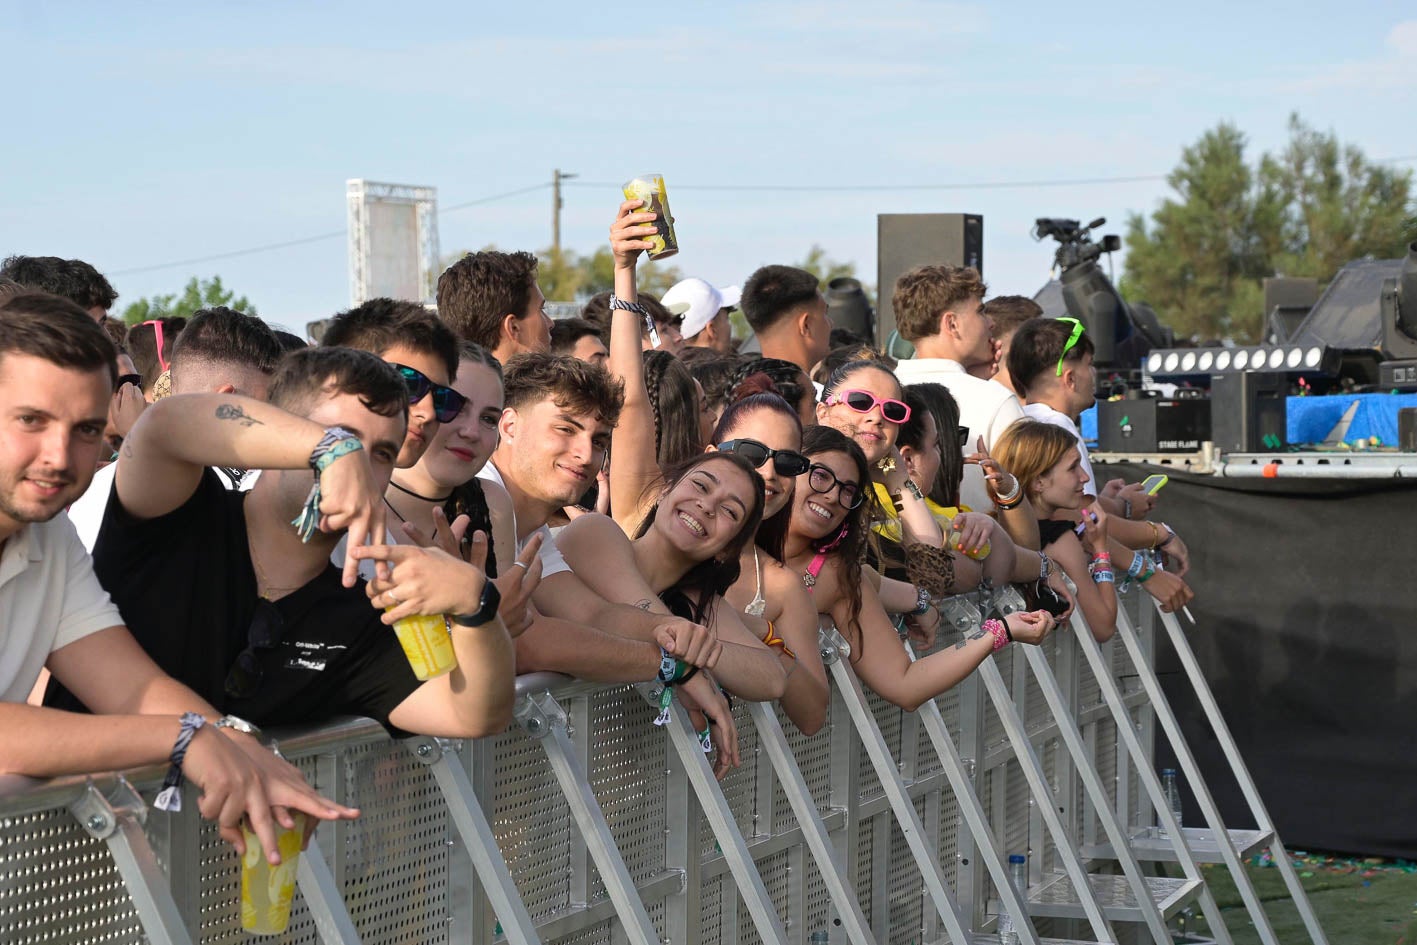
[876,213,983,345]
[1097,396,1211,453]
[1211,373,1288,453]
[1400,407,1417,452]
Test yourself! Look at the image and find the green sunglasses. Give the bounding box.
[1056,317,1085,376]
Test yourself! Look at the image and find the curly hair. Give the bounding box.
[502,352,624,427]
[892,264,987,343]
[634,451,766,627]
[799,424,876,642]
[437,250,539,350]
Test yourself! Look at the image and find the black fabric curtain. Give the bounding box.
[1104,463,1417,859]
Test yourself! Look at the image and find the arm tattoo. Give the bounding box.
[953,625,989,650]
[634,599,654,612]
[215,404,264,427]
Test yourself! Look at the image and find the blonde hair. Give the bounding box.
[991,420,1078,498]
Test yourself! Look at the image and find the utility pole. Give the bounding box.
[552,168,577,255]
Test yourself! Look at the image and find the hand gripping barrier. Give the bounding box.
[0,592,1326,944]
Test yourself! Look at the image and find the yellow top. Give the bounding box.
[871,482,991,559]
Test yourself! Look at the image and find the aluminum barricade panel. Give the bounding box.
[339,738,453,944]
[768,704,833,834]
[701,697,762,859]
[0,806,144,944]
[887,800,929,943]
[585,685,671,895]
[491,716,576,922]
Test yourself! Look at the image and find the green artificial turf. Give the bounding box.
[1177,855,1417,945]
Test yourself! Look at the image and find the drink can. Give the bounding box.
[389,611,458,680]
[240,813,306,934]
[622,174,679,260]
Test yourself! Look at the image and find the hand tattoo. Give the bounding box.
[215,404,264,427]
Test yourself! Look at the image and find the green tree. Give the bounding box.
[795,244,858,288]
[1123,116,1413,342]
[122,275,256,325]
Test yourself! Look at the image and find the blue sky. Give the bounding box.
[3,1,1415,333]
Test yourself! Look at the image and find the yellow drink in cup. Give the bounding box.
[622,175,679,260]
[240,813,305,934]
[946,517,991,561]
[388,611,457,680]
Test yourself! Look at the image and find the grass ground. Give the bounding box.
[1175,854,1417,945]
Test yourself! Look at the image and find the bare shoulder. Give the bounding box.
[558,512,633,563]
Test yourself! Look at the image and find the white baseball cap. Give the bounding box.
[662,277,727,340]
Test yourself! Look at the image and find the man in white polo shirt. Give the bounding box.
[890,265,1025,511]
[0,292,351,858]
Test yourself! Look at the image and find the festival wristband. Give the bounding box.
[657,648,677,684]
[154,712,207,813]
[292,427,363,542]
[911,586,933,616]
[1092,569,1116,584]
[1127,553,1147,579]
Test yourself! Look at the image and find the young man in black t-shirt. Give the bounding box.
[83,347,518,738]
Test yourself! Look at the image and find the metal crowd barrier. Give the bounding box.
[0,592,1326,945]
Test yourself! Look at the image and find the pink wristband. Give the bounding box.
[983,618,1010,652]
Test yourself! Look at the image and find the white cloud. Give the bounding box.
[1282,19,1417,92]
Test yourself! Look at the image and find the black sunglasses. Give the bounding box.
[224,598,284,699]
[393,364,467,424]
[956,425,970,449]
[117,373,143,390]
[805,463,865,510]
[718,438,811,477]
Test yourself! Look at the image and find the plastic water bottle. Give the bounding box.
[1160,768,1183,838]
[997,853,1027,944]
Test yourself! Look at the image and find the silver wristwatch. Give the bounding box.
[215,715,264,740]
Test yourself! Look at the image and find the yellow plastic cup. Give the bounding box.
[946,518,991,561]
[239,813,305,935]
[389,611,457,680]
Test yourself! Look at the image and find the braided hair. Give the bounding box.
[642,349,703,469]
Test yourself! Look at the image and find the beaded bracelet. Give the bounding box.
[154,712,207,812]
[982,618,1010,652]
[911,586,933,616]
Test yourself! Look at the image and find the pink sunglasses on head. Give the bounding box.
[824,388,911,424]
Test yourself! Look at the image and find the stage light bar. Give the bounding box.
[1145,344,1338,379]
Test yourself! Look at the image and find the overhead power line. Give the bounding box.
[108,157,1417,277]
[110,182,551,277]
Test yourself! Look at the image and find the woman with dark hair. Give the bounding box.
[783,425,1055,711]
[710,374,830,735]
[608,307,714,533]
[731,357,816,428]
[815,359,945,551]
[559,452,786,772]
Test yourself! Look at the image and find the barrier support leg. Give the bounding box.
[975,658,1119,942]
[69,777,195,945]
[748,701,878,945]
[664,702,790,945]
[1016,637,1199,943]
[516,692,662,945]
[296,838,364,944]
[405,736,545,945]
[1143,604,1330,945]
[821,629,975,945]
[903,640,1058,945]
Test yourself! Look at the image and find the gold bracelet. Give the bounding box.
[1147,520,1161,549]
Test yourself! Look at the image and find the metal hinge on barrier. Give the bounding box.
[818,626,850,665]
[514,690,567,739]
[70,777,148,839]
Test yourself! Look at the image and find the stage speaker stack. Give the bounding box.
[876,213,983,347]
[1211,373,1288,453]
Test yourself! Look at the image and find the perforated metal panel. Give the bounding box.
[0,808,143,944]
[340,740,452,944]
[585,686,669,894]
